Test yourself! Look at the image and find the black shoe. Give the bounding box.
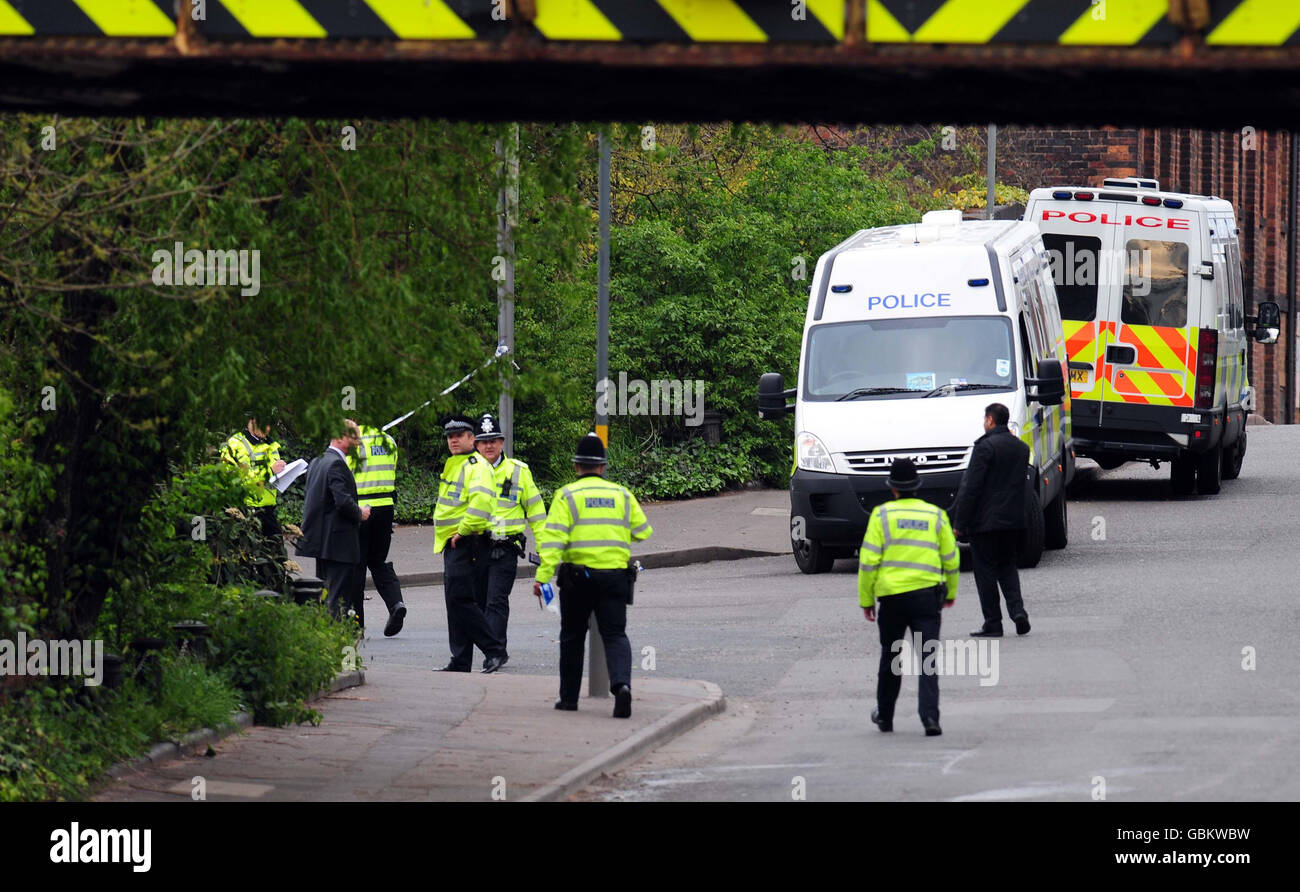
[481,654,508,674]
[970,625,1003,638]
[613,684,632,718]
[871,707,893,732]
[1013,612,1031,636]
[554,700,577,711]
[923,717,942,737]
[383,603,407,637]
[437,663,470,672]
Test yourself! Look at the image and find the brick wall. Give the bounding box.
[1001,125,1296,422]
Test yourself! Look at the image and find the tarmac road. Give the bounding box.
[577,425,1300,801]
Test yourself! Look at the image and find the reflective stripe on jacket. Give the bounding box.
[535,474,652,584]
[487,455,546,542]
[433,453,495,553]
[348,425,398,508]
[220,431,281,508]
[858,497,958,608]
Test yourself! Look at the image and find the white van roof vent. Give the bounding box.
[920,209,964,228]
[1102,177,1160,190]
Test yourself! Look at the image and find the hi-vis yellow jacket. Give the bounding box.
[858,498,959,608]
[433,453,495,553]
[486,455,546,543]
[220,431,281,508]
[347,425,398,508]
[536,474,652,585]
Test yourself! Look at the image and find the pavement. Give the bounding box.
[96,489,788,802]
[369,487,793,589]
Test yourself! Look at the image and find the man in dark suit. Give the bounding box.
[296,419,371,625]
[954,403,1032,638]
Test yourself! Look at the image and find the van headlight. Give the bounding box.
[796,432,836,473]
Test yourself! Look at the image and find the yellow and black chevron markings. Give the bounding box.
[0,0,1295,44]
[866,0,1300,46]
[0,0,502,39]
[532,0,846,42]
[0,0,175,36]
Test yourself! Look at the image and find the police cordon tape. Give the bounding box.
[1,0,1297,46]
[381,344,515,433]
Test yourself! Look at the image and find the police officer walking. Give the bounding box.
[220,413,287,545]
[435,415,508,674]
[473,413,547,659]
[860,458,958,737]
[532,433,652,718]
[347,422,407,637]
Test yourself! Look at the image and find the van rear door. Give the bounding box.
[1038,201,1119,419]
[1106,213,1200,411]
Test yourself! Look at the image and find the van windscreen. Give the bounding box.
[803,316,1016,400]
[1042,232,1101,322]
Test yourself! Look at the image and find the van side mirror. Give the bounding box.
[1027,358,1065,406]
[757,372,795,420]
[1254,301,1281,344]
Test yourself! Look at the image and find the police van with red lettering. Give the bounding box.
[1026,178,1280,495]
[758,210,1073,573]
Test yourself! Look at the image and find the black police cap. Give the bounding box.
[475,413,505,441]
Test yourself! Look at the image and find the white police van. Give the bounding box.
[758,210,1071,573]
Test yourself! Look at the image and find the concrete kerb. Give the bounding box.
[103,671,366,781]
[376,546,781,590]
[521,680,726,802]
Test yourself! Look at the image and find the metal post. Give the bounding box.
[497,125,518,454]
[596,130,611,447]
[1287,132,1298,425]
[986,123,997,221]
[589,130,612,699]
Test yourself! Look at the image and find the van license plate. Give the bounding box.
[1069,369,1089,384]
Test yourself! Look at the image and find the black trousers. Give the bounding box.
[876,586,943,724]
[475,541,518,650]
[558,567,632,704]
[445,536,505,669]
[970,530,1025,626]
[348,504,404,629]
[256,505,284,550]
[318,557,359,624]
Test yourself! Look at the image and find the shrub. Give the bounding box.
[207,594,360,726]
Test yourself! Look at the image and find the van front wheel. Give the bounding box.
[1222,430,1246,480]
[1044,489,1068,550]
[793,536,835,574]
[1017,488,1045,569]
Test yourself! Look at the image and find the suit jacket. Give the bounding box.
[954,425,1031,534]
[295,447,363,563]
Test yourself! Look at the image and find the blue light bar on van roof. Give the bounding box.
[1052,190,1072,200]
[968,278,990,287]
[1163,198,1184,209]
[831,285,852,293]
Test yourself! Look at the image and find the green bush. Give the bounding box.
[608,436,753,500]
[207,594,360,726]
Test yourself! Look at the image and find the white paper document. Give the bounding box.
[270,458,308,493]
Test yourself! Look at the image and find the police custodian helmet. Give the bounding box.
[573,432,608,465]
[887,457,921,492]
[475,413,505,441]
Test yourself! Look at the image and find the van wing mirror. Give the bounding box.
[757,372,795,420]
[1026,358,1066,406]
[1253,300,1281,344]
